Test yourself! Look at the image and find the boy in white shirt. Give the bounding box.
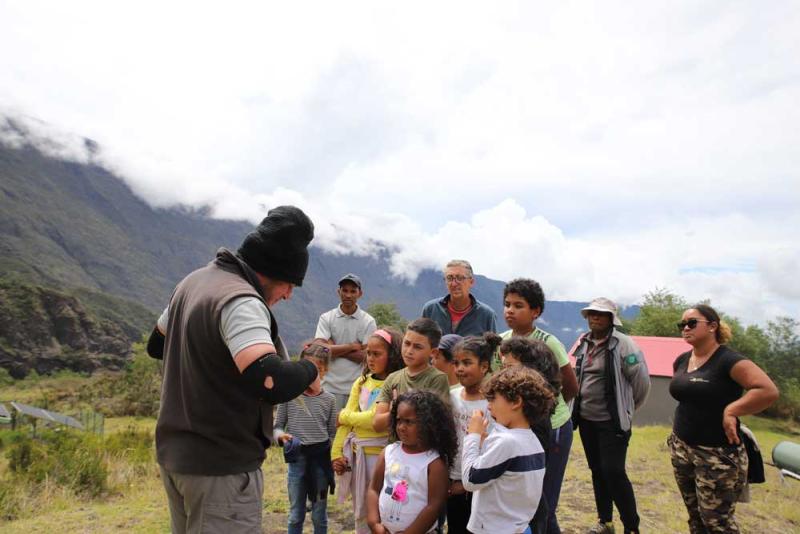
[462,366,556,534]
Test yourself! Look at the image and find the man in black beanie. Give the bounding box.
[146,205,319,533]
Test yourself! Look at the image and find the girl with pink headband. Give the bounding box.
[331,327,405,534]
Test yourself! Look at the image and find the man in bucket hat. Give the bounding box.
[146,205,320,533]
[572,297,650,534]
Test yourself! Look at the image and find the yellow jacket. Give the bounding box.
[331,374,388,458]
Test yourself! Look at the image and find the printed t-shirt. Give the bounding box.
[379,442,440,532]
[670,345,746,446]
[498,328,573,429]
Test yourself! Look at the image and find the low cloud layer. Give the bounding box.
[1,1,798,326]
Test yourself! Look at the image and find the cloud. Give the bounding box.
[1,1,799,326]
[760,249,800,300]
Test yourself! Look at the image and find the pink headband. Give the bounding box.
[372,329,392,345]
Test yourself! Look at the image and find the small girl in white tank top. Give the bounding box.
[366,390,457,534]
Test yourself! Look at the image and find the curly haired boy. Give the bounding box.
[462,366,555,533]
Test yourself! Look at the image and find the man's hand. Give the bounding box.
[277,432,293,445]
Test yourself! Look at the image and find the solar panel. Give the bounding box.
[11,402,50,420]
[10,402,84,430]
[0,403,10,421]
[47,411,84,429]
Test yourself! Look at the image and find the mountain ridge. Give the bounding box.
[0,129,635,374]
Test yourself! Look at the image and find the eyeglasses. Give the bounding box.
[445,275,471,283]
[677,318,709,331]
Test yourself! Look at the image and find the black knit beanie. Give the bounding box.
[237,206,314,286]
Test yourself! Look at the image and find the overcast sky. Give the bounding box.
[1,1,798,325]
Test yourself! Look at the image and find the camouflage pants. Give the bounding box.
[668,433,747,534]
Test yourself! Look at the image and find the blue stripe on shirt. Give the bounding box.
[467,451,546,485]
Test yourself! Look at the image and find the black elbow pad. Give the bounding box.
[146,327,165,360]
[241,354,318,404]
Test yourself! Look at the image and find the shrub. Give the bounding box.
[0,368,14,387]
[766,378,800,421]
[114,343,161,417]
[6,430,107,497]
[0,479,24,521]
[104,426,154,465]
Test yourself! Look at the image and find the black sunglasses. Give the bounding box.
[677,318,709,331]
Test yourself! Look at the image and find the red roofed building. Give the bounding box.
[569,335,692,426]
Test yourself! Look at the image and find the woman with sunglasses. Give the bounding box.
[668,304,778,533]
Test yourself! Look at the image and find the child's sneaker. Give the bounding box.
[587,521,615,534]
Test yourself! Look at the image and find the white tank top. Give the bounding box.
[379,442,440,532]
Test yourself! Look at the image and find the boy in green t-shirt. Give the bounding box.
[372,318,449,432]
[497,278,578,534]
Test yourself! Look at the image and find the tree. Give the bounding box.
[764,317,800,380]
[366,302,408,331]
[725,318,768,367]
[628,288,688,337]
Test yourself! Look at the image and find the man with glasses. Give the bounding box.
[421,259,497,336]
[571,297,650,534]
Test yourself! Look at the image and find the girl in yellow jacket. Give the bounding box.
[332,327,405,534]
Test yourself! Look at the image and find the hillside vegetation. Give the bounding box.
[0,277,154,378]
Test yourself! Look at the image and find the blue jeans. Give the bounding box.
[543,418,573,534]
[287,454,328,534]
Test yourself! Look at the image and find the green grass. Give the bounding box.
[0,417,796,533]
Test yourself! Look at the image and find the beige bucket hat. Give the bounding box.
[581,297,623,327]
